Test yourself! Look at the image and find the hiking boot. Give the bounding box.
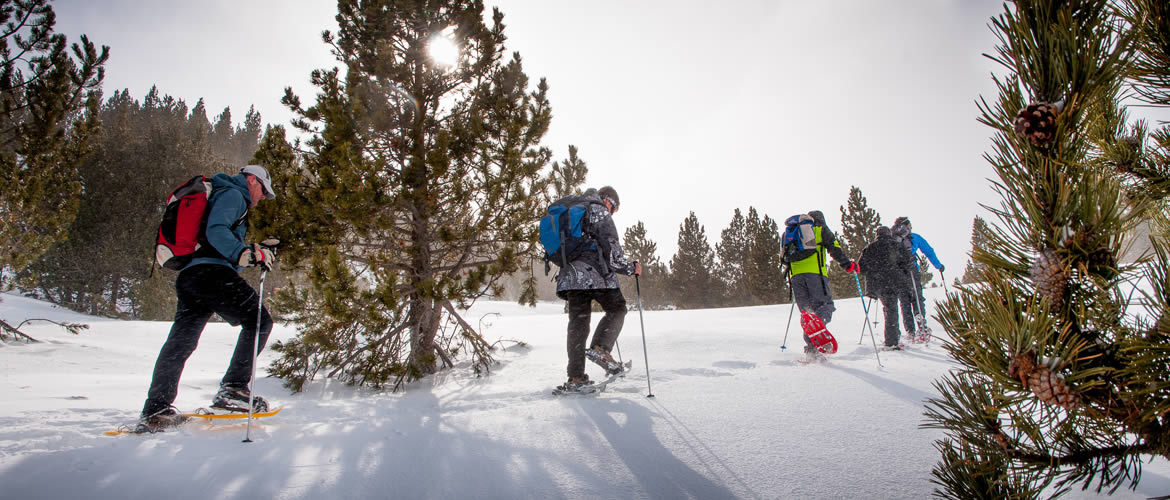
[133,407,188,434]
[210,384,269,413]
[555,375,596,394]
[585,347,625,375]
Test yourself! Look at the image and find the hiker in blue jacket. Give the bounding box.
[892,216,944,320]
[555,186,641,394]
[136,165,277,433]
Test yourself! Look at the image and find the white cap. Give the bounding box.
[240,164,275,200]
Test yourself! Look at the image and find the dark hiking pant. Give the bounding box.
[565,288,627,379]
[880,288,914,346]
[142,264,272,416]
[790,272,835,350]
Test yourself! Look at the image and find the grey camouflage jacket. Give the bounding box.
[555,190,637,299]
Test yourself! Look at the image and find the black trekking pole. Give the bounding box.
[243,268,266,443]
[853,273,882,367]
[908,270,931,343]
[780,302,796,351]
[613,341,625,377]
[940,269,950,296]
[634,274,654,398]
[780,267,795,351]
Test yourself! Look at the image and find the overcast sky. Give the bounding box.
[54,0,1045,279]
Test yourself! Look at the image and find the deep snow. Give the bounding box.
[2,288,1168,499]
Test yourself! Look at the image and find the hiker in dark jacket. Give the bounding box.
[786,210,858,354]
[137,165,277,433]
[858,226,916,348]
[555,186,641,394]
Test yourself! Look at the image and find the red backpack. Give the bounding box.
[154,175,243,270]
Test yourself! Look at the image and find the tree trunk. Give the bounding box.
[405,88,438,376]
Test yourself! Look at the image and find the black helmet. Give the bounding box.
[894,216,911,228]
[876,226,892,238]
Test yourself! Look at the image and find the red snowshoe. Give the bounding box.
[800,311,838,354]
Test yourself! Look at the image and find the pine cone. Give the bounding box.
[1031,247,1067,309]
[993,431,1013,451]
[1007,350,1037,385]
[1115,135,1142,173]
[1027,365,1079,410]
[1013,101,1062,147]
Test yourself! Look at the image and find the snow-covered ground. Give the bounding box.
[2,288,1168,499]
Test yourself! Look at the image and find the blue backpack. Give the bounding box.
[782,213,819,263]
[539,196,603,273]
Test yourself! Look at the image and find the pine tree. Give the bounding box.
[960,216,992,284]
[549,144,588,199]
[924,1,1170,495]
[620,221,669,310]
[669,212,717,309]
[255,1,556,390]
[211,106,233,155]
[0,0,106,341]
[834,186,881,298]
[715,208,750,306]
[917,255,935,288]
[743,210,786,304]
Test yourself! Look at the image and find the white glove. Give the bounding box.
[238,244,275,271]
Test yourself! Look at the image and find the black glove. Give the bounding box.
[938,265,945,273]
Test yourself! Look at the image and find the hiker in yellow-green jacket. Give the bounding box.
[782,210,858,354]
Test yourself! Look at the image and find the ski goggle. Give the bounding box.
[603,196,619,212]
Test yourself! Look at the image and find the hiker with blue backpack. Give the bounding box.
[541,186,640,394]
[136,165,278,433]
[782,210,858,360]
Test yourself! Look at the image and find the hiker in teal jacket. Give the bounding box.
[137,165,277,433]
